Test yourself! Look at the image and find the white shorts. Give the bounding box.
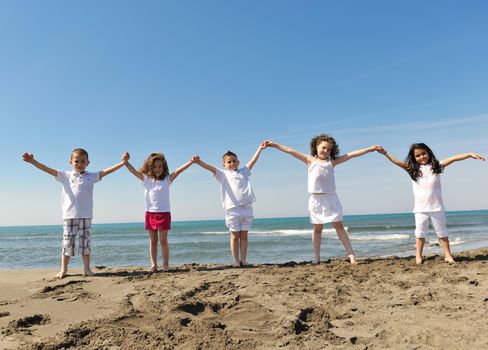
[308,193,343,224]
[62,218,92,256]
[414,211,448,238]
[225,204,253,232]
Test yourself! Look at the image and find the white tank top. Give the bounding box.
[412,164,445,213]
[308,158,336,193]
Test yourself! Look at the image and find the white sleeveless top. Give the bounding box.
[412,164,445,213]
[308,158,336,194]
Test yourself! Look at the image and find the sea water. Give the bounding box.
[1,210,487,269]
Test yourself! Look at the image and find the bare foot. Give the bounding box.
[348,255,358,265]
[147,266,158,273]
[445,256,456,264]
[416,256,423,265]
[55,270,67,279]
[83,269,95,276]
[232,261,240,268]
[162,265,169,272]
[240,260,249,267]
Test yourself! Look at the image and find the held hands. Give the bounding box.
[122,152,130,164]
[375,145,387,155]
[22,153,35,163]
[191,155,201,164]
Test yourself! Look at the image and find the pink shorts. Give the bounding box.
[145,212,171,231]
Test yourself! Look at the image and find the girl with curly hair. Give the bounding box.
[123,152,195,272]
[266,135,382,264]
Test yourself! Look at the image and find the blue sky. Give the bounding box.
[1,1,487,226]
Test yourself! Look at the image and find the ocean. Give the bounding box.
[1,210,487,269]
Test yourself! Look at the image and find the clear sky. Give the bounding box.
[1,1,487,226]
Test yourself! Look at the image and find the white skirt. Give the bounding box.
[308,193,343,224]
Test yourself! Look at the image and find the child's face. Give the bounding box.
[414,148,430,165]
[223,155,239,171]
[70,153,89,173]
[152,160,165,177]
[316,141,332,159]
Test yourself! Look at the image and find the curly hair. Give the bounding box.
[140,152,169,180]
[405,143,443,181]
[310,134,340,160]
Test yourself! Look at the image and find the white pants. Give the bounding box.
[414,211,448,238]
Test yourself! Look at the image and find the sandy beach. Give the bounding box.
[1,249,487,350]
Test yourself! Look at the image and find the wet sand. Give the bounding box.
[1,249,488,349]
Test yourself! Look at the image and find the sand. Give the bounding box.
[1,249,488,350]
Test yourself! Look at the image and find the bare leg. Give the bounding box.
[230,232,240,267]
[332,221,357,264]
[56,255,70,278]
[312,224,323,264]
[82,254,94,276]
[415,237,425,264]
[148,230,158,272]
[439,237,455,263]
[239,231,248,265]
[159,230,169,270]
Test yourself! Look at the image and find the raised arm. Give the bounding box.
[246,141,267,170]
[169,158,194,182]
[22,153,58,177]
[377,147,408,170]
[266,141,311,165]
[192,155,217,176]
[99,153,127,179]
[333,145,383,166]
[441,153,485,168]
[123,152,144,181]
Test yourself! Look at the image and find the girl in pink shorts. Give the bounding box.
[124,152,195,272]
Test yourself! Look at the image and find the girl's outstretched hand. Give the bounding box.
[22,153,34,163]
[191,155,201,163]
[470,153,485,161]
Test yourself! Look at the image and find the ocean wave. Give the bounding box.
[349,234,410,241]
[200,228,338,236]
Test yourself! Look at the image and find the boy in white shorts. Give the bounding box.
[193,142,267,267]
[23,148,126,278]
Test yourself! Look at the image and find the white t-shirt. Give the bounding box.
[308,158,336,194]
[143,175,172,212]
[55,170,101,219]
[214,167,256,210]
[412,164,445,213]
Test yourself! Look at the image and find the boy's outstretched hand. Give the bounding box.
[22,153,34,163]
[191,155,201,163]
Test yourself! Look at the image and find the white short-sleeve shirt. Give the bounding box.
[215,167,256,210]
[143,175,172,212]
[412,164,445,213]
[55,170,101,219]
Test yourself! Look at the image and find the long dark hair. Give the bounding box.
[405,143,443,181]
[310,134,339,160]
